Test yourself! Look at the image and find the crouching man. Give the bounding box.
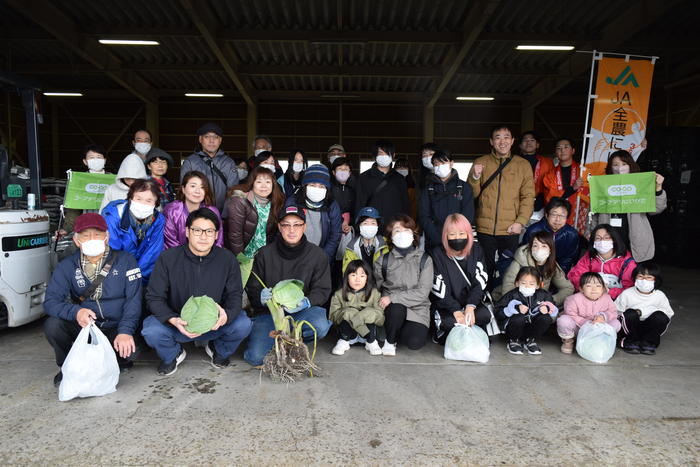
[244,206,332,366]
[142,208,252,375]
[44,213,142,387]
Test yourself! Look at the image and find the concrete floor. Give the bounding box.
[1,267,699,466]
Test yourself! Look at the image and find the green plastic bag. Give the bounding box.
[180,295,219,334]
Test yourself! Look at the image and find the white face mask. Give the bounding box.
[254,149,266,157]
[531,248,550,263]
[260,163,276,172]
[86,158,106,172]
[292,162,304,173]
[359,224,378,239]
[129,201,154,219]
[392,230,413,249]
[134,142,151,155]
[376,155,392,167]
[594,240,614,255]
[613,165,630,174]
[396,169,409,177]
[237,168,248,180]
[329,155,341,165]
[80,238,106,257]
[422,156,433,170]
[335,170,350,183]
[635,279,655,293]
[434,164,451,179]
[306,185,327,203]
[519,285,536,297]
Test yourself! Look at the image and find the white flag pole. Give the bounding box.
[574,50,602,228]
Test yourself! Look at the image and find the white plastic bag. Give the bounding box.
[576,322,617,364]
[444,323,490,363]
[59,323,119,401]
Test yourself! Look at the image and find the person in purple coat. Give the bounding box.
[163,170,223,249]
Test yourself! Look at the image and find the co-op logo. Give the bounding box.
[608,184,636,196]
[85,183,109,194]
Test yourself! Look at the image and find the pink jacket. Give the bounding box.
[163,201,224,249]
[567,252,636,299]
[562,292,618,327]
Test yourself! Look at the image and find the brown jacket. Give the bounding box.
[225,190,275,254]
[467,152,535,236]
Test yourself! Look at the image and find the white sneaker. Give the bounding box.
[382,341,396,356]
[347,335,366,345]
[331,339,351,355]
[365,340,382,356]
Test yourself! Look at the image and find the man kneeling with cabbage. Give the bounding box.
[142,208,252,375]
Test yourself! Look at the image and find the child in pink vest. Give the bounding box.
[558,272,620,354]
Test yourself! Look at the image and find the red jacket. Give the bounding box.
[542,161,589,226]
[567,251,636,300]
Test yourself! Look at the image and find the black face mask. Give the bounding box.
[448,238,468,251]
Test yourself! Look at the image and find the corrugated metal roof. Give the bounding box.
[1,0,696,101]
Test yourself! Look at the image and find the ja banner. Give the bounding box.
[63,171,116,210]
[589,172,655,214]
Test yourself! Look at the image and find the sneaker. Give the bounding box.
[640,343,656,355]
[53,371,63,388]
[347,335,367,345]
[524,338,542,355]
[382,341,396,356]
[365,340,382,356]
[205,342,230,368]
[560,338,575,354]
[507,340,523,355]
[331,339,351,355]
[622,341,641,354]
[157,348,187,376]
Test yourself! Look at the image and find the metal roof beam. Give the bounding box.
[4,0,157,104]
[523,0,683,109]
[424,0,501,108]
[179,0,256,107]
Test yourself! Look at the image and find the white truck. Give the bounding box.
[0,209,50,328]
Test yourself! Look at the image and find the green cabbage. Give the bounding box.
[271,279,305,309]
[181,295,219,334]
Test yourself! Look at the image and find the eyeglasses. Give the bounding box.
[548,213,567,220]
[202,134,221,141]
[189,227,217,237]
[280,223,305,230]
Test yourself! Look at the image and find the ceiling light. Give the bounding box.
[516,45,574,51]
[185,93,224,97]
[456,96,494,101]
[43,92,83,96]
[99,39,160,46]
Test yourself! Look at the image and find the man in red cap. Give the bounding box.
[44,213,142,387]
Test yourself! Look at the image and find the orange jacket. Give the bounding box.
[532,155,555,199]
[542,161,589,226]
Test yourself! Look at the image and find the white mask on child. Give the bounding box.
[635,279,655,293]
[519,286,536,297]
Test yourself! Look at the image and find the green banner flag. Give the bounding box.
[589,172,656,214]
[63,171,116,210]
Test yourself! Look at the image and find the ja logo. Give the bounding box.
[605,66,639,87]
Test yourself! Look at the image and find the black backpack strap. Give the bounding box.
[201,155,229,186]
[420,251,429,271]
[368,179,389,206]
[77,251,119,303]
[618,257,634,282]
[474,156,513,202]
[455,181,463,200]
[382,253,389,282]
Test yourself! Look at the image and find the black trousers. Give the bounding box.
[620,309,671,348]
[384,303,428,350]
[433,304,492,345]
[44,316,132,368]
[477,233,520,283]
[337,320,377,343]
[504,313,553,341]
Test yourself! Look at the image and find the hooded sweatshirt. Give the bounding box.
[99,154,147,212]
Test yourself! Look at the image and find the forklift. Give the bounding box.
[0,72,51,328]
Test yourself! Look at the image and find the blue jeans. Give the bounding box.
[141,313,252,364]
[244,306,331,366]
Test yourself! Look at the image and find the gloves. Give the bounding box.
[260,287,273,305]
[284,297,310,314]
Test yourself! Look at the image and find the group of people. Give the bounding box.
[43,123,674,387]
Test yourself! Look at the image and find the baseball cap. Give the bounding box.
[74,213,108,233]
[278,205,306,223]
